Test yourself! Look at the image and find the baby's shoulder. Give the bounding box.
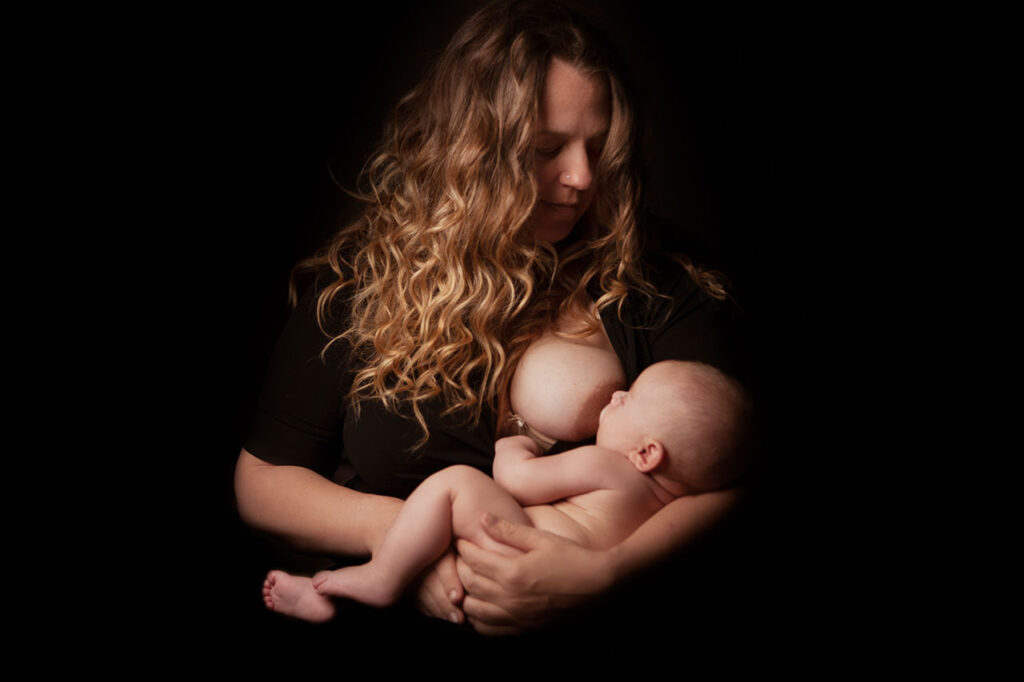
[562,445,646,489]
[562,443,625,464]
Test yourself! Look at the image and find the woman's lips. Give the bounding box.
[540,200,579,213]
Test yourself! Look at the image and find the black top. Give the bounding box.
[244,251,742,499]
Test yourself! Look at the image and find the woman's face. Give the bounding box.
[528,58,611,243]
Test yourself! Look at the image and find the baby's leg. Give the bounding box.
[314,465,532,607]
[444,465,534,555]
[263,570,336,623]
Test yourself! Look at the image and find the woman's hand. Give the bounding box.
[454,513,615,636]
[412,549,467,625]
[455,489,743,635]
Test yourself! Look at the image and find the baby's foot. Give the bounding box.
[312,566,399,608]
[263,570,336,623]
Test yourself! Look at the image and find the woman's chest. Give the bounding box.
[509,306,626,444]
[341,398,497,498]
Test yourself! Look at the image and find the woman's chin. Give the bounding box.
[531,219,577,244]
[529,201,584,244]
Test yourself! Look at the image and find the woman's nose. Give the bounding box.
[559,150,593,191]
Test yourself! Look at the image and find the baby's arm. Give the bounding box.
[493,436,627,506]
[493,435,542,479]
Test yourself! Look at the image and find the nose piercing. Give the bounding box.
[563,172,573,182]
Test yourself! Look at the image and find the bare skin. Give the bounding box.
[265,464,533,620]
[263,570,336,623]
[262,359,717,623]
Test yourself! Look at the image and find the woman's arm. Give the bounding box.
[236,448,470,623]
[238,279,475,622]
[604,486,743,581]
[234,448,401,557]
[455,486,742,635]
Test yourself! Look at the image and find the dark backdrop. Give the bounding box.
[13,0,814,674]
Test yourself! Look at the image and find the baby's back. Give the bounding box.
[522,447,671,550]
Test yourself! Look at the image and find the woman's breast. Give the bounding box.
[509,313,625,445]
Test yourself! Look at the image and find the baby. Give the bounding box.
[263,360,750,622]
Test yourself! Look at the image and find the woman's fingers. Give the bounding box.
[454,546,540,636]
[478,512,548,551]
[455,538,528,603]
[453,546,506,602]
[461,594,514,625]
[413,551,465,624]
[414,578,447,621]
[462,595,523,636]
[456,515,560,595]
[456,514,608,635]
[433,550,465,604]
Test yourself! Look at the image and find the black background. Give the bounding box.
[12,0,829,674]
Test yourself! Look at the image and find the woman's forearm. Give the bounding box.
[604,486,742,583]
[234,448,402,557]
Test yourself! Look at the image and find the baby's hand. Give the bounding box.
[494,435,540,459]
[493,435,540,491]
[494,435,540,468]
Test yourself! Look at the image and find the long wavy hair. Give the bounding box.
[292,0,721,447]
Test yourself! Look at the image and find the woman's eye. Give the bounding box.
[536,146,560,156]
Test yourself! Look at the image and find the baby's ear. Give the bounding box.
[627,439,665,473]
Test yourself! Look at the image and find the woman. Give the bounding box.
[235,0,746,636]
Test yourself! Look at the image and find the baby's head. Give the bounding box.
[595,360,752,495]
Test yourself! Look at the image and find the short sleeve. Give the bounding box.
[602,253,747,387]
[244,281,351,477]
[646,264,745,381]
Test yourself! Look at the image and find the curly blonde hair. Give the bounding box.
[292,0,713,447]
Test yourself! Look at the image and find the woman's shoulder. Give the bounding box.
[640,249,698,296]
[631,247,726,327]
[289,261,357,335]
[631,214,740,319]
